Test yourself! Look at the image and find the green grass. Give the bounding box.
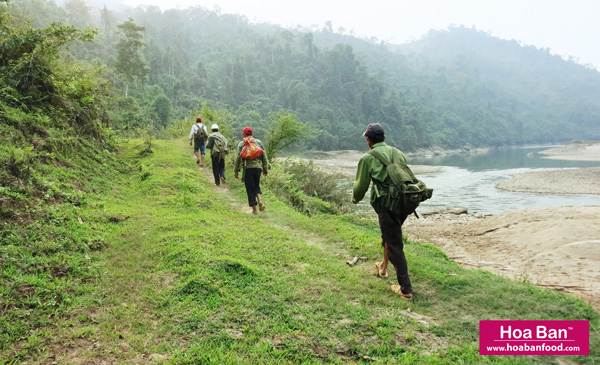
[0,139,598,364]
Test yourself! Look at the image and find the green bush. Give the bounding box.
[264,158,351,216]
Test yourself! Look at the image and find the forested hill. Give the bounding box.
[391,27,600,145]
[7,0,600,150]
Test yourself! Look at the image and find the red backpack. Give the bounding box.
[240,137,264,160]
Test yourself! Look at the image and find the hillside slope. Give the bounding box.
[1,139,597,363]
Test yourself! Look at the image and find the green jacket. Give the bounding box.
[352,142,407,206]
[234,138,268,172]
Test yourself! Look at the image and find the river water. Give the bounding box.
[409,146,600,214]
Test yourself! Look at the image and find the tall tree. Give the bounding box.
[115,18,148,97]
[64,0,91,29]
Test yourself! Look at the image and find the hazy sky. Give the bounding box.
[120,0,600,70]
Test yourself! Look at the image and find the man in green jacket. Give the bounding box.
[234,127,268,214]
[205,123,228,186]
[352,123,414,299]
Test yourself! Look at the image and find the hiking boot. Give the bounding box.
[196,160,200,165]
[391,285,413,299]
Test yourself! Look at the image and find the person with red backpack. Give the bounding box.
[234,127,268,214]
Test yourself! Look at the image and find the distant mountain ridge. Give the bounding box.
[8,1,600,150]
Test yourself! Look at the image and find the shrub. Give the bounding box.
[264,158,351,215]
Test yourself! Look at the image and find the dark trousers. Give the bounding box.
[211,155,225,185]
[378,209,412,294]
[243,168,262,206]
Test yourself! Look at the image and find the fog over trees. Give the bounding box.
[5,0,600,150]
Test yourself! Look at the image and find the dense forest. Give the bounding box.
[4,0,600,151]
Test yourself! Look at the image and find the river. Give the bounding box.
[409,146,600,214]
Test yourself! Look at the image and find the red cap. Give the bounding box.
[196,117,202,123]
[243,127,253,135]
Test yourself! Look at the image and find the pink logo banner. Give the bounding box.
[480,320,589,356]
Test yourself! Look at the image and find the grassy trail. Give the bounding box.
[3,139,598,364]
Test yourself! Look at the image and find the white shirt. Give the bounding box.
[189,123,208,141]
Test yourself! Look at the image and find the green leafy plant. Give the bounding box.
[262,112,317,161]
[264,158,351,215]
[6,146,34,181]
[139,163,151,180]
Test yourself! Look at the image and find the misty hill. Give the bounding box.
[390,26,600,144]
[7,0,600,150]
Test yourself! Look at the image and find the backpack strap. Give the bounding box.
[368,148,392,166]
[391,148,417,181]
[368,148,404,168]
[369,148,417,183]
[367,149,391,197]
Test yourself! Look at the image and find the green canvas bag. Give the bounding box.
[369,148,433,217]
[211,134,229,161]
[194,124,208,144]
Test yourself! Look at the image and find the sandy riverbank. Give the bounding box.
[404,207,600,312]
[540,142,600,161]
[406,142,600,312]
[496,167,600,194]
[497,142,600,195]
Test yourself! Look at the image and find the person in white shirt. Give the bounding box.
[189,117,208,166]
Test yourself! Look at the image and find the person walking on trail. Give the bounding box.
[189,117,208,166]
[234,127,268,214]
[206,124,228,186]
[352,123,414,299]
